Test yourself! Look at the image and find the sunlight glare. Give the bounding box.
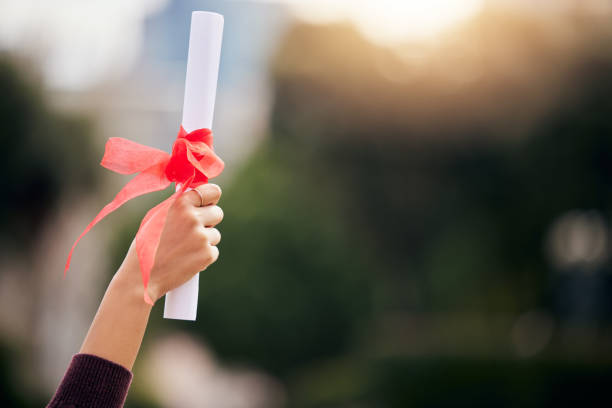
[289,0,485,45]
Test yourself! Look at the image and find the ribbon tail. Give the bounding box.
[65,162,171,276]
[135,196,175,304]
[135,175,194,304]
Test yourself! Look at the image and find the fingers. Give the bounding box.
[208,245,219,265]
[183,184,222,207]
[199,231,220,270]
[203,227,221,246]
[195,205,224,227]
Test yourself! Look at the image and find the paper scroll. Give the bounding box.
[164,11,224,320]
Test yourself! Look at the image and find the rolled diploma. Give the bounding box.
[164,11,224,320]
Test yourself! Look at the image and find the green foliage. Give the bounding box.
[0,54,98,251]
[261,15,612,406]
[186,145,374,375]
[371,357,612,408]
[287,356,612,407]
[270,17,612,318]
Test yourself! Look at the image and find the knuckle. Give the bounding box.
[202,249,214,264]
[175,200,190,216]
[177,193,191,207]
[212,185,222,199]
[206,228,220,245]
[214,206,224,221]
[187,212,200,229]
[211,246,220,262]
[196,227,209,243]
[207,183,221,197]
[201,245,219,266]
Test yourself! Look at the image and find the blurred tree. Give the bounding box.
[270,11,612,319]
[260,9,612,407]
[0,54,98,406]
[185,145,374,376]
[0,54,98,252]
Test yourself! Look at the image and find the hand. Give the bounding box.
[79,184,223,370]
[119,184,224,303]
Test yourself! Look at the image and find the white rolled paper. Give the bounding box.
[164,11,224,320]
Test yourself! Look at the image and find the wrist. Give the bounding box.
[113,260,156,308]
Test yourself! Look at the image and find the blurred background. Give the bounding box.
[1,0,612,406]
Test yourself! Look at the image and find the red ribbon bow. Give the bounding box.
[65,126,224,304]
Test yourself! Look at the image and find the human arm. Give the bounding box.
[47,183,223,407]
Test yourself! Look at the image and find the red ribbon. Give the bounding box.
[65,126,224,304]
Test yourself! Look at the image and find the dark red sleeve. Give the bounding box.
[47,353,133,408]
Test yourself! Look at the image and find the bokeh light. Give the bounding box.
[288,0,485,44]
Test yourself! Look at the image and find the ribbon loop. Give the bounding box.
[101,138,170,174]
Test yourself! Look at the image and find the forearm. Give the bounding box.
[79,248,152,370]
[50,182,223,408]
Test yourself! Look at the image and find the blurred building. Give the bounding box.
[52,0,290,174]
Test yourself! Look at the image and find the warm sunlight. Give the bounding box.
[287,0,485,44]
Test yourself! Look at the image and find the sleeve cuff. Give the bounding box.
[47,353,133,408]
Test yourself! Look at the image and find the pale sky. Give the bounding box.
[0,0,607,90]
[0,0,168,89]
